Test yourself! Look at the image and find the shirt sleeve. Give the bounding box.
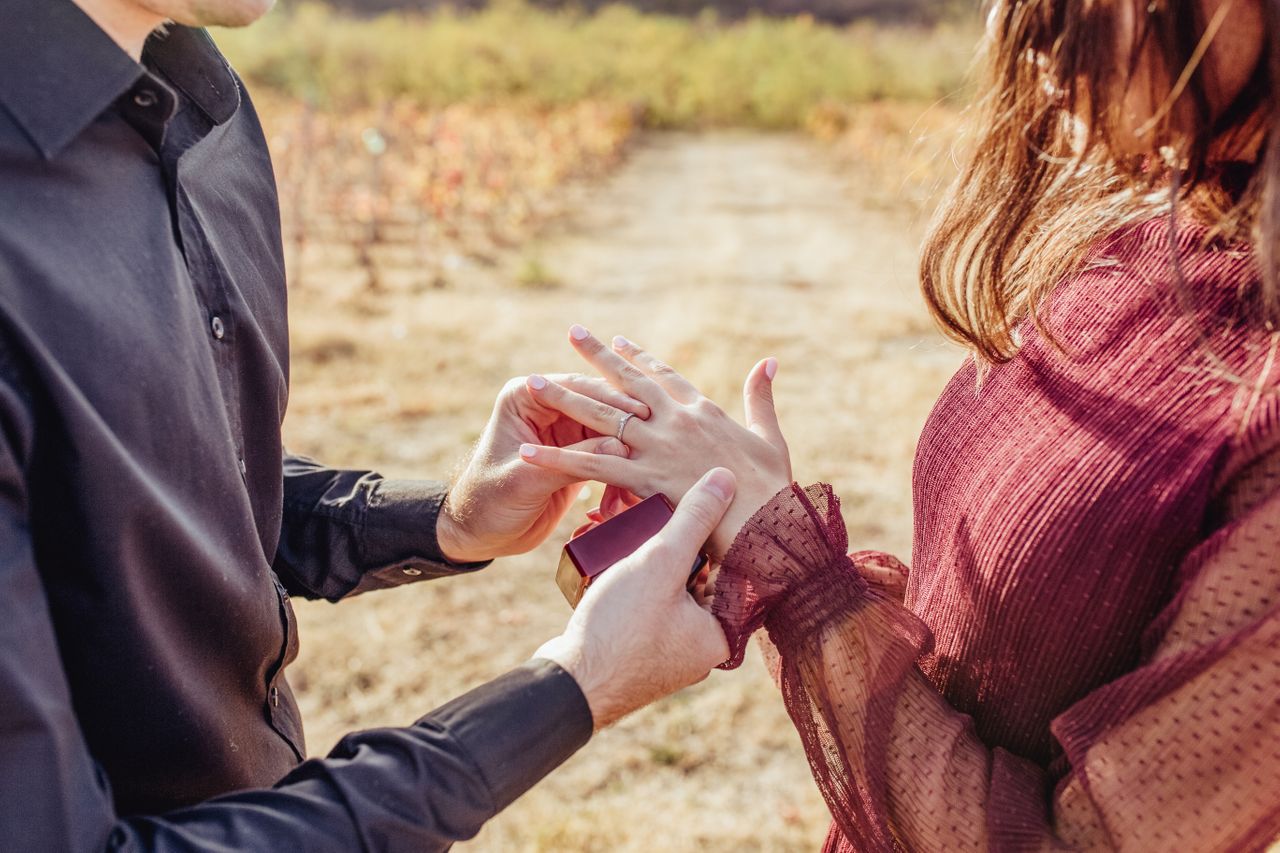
[275,452,489,601]
[712,479,1280,851]
[0,367,591,852]
[5,480,591,853]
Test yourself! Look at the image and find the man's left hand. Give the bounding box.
[435,373,649,563]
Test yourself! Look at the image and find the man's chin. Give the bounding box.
[166,0,276,28]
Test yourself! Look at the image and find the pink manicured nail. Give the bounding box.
[704,468,736,501]
[613,335,631,349]
[764,357,778,381]
[569,324,590,341]
[527,374,548,391]
[519,444,538,459]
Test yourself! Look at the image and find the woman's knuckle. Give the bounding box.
[692,398,720,417]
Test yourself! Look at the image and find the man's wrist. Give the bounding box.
[435,495,488,564]
[533,635,611,731]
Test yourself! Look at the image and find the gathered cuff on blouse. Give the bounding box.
[714,482,867,667]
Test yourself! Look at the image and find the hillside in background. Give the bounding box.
[312,0,969,23]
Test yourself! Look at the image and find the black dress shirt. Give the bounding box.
[0,1,592,849]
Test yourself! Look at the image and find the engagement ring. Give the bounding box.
[616,412,636,441]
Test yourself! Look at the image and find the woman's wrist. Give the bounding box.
[711,482,861,666]
[708,475,794,559]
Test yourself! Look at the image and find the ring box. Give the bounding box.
[556,493,709,608]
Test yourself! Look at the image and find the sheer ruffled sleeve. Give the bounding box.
[711,483,1280,852]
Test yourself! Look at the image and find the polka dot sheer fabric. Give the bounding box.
[710,218,1280,851]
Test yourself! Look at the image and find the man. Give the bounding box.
[0,0,733,848]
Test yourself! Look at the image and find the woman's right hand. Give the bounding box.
[516,326,793,559]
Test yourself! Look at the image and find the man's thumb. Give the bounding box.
[657,468,736,572]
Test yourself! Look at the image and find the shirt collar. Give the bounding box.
[146,26,242,129]
[0,0,239,160]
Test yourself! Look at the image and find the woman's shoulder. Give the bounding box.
[1038,215,1263,357]
[1079,215,1258,311]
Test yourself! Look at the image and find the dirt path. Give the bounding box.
[537,132,961,550]
[551,132,923,301]
[285,131,962,852]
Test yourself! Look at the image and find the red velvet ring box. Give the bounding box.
[556,493,709,608]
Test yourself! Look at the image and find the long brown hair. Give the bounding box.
[921,0,1278,364]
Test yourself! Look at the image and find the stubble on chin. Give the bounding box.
[144,0,276,28]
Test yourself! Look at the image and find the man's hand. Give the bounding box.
[533,468,734,729]
[435,374,650,563]
[518,327,792,559]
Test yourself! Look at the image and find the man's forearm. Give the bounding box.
[276,453,489,601]
[30,661,593,853]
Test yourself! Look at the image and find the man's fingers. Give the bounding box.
[650,468,735,585]
[610,336,700,404]
[518,443,642,491]
[568,325,670,412]
[528,375,650,442]
[552,374,651,420]
[598,484,642,520]
[742,357,785,449]
[566,436,631,458]
[514,436,629,491]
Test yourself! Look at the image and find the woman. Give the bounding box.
[521,0,1279,849]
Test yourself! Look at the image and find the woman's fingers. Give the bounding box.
[519,442,644,492]
[610,336,701,404]
[568,325,671,411]
[550,373,651,420]
[527,375,651,443]
[742,357,786,449]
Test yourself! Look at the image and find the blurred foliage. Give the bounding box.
[258,96,636,289]
[215,1,979,129]
[311,0,976,25]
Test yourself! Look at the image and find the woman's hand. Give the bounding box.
[516,325,792,558]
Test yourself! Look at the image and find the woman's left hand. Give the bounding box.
[517,325,793,558]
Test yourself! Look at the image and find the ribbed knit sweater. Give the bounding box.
[712,217,1280,851]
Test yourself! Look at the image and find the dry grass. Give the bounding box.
[277,104,964,849]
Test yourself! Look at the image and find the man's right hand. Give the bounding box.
[534,468,735,729]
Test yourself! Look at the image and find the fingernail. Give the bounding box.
[704,468,736,502]
[527,374,548,391]
[613,335,631,349]
[569,324,590,341]
[764,357,778,381]
[519,444,538,459]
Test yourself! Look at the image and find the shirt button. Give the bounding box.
[133,89,158,109]
[210,316,226,340]
[402,567,422,577]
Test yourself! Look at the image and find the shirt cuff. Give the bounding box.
[420,659,593,814]
[353,478,491,593]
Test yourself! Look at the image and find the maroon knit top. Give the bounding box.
[712,217,1280,851]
